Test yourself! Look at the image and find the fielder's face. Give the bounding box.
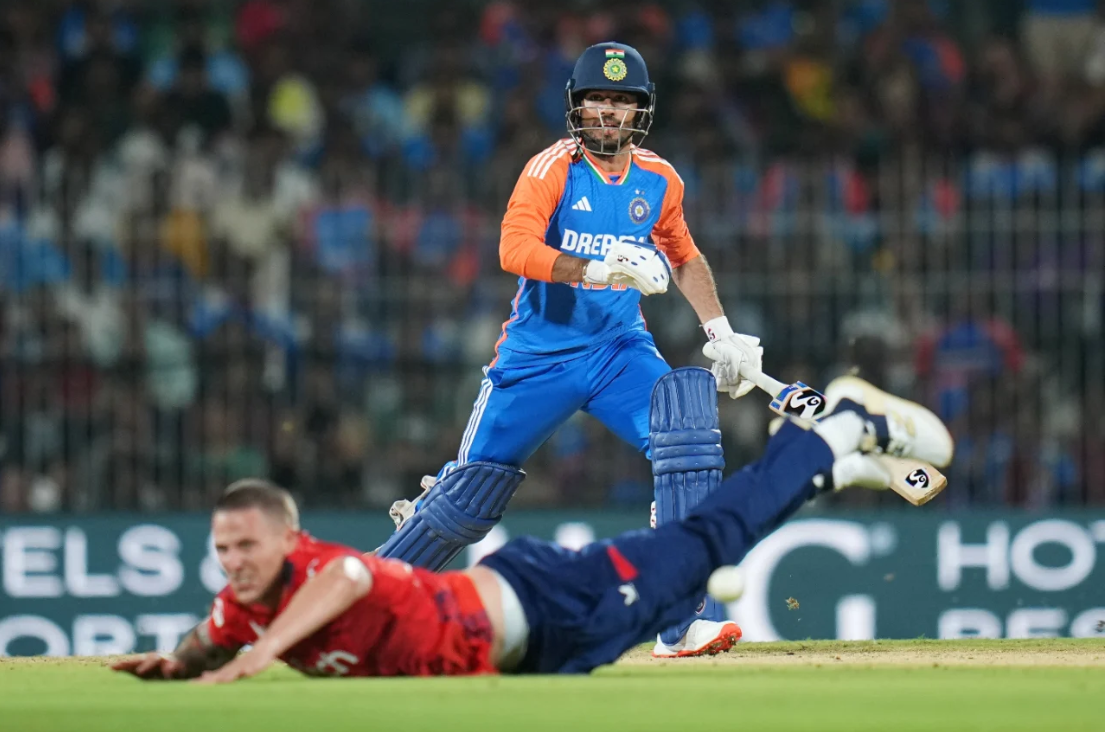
[212,507,299,605]
[579,90,639,150]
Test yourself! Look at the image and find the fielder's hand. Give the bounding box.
[584,241,670,296]
[701,317,763,399]
[111,652,185,680]
[194,644,276,685]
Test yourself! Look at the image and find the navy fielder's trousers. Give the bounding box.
[480,420,834,674]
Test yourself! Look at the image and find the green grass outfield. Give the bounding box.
[2,639,1103,732]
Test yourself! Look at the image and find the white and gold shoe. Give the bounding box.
[824,376,954,468]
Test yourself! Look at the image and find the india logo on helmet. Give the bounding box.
[603,49,628,81]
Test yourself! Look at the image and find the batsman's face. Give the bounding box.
[212,507,298,605]
[580,90,638,147]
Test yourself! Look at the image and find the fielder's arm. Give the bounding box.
[110,621,240,680]
[195,557,373,684]
[247,557,372,660]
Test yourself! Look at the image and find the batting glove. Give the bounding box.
[586,241,670,295]
[701,316,763,399]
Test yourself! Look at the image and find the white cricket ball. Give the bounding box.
[707,565,745,602]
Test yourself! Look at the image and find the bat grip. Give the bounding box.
[739,363,787,399]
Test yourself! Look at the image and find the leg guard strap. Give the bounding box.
[375,461,525,571]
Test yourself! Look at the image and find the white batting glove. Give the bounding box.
[591,241,670,296]
[583,260,612,286]
[701,316,763,399]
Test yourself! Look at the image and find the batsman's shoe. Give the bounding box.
[651,619,742,658]
[824,376,954,468]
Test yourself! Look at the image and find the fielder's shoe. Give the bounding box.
[651,619,742,658]
[824,375,954,468]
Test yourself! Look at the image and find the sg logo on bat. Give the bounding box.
[772,382,828,421]
[906,468,930,489]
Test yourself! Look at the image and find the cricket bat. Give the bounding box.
[738,368,830,422]
[742,366,947,506]
[872,455,948,506]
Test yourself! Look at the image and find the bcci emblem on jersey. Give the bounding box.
[629,196,650,224]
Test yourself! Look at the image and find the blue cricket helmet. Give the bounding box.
[565,42,656,155]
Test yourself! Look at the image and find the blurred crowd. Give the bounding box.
[0,0,1103,515]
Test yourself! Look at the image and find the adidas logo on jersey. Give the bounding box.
[571,196,593,212]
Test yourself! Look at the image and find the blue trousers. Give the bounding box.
[443,330,670,473]
[479,421,834,674]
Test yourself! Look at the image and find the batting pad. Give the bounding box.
[375,461,525,571]
[649,367,727,642]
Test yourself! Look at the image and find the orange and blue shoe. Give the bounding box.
[651,619,742,658]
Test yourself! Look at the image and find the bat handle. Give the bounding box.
[738,364,828,421]
[739,363,787,399]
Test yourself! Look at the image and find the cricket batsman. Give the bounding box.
[373,41,764,658]
[113,369,953,682]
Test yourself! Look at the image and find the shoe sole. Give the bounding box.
[826,376,954,468]
[651,623,743,658]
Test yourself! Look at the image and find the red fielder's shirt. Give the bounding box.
[203,533,497,677]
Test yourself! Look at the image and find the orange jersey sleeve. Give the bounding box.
[499,141,574,282]
[635,151,700,268]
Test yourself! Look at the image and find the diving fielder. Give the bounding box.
[375,42,763,658]
[113,370,954,682]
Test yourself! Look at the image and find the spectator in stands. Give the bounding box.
[162,46,233,146]
[968,36,1042,153]
[235,0,286,56]
[209,126,293,318]
[341,43,404,160]
[185,393,267,508]
[143,290,198,412]
[311,409,371,507]
[84,378,164,511]
[915,289,1025,424]
[0,107,36,215]
[54,240,125,368]
[299,129,379,282]
[253,38,323,153]
[1021,0,1100,90]
[57,6,141,103]
[146,3,249,103]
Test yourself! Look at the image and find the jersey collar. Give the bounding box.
[581,147,632,186]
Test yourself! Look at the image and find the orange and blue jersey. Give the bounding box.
[435,141,700,474]
[494,140,700,362]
